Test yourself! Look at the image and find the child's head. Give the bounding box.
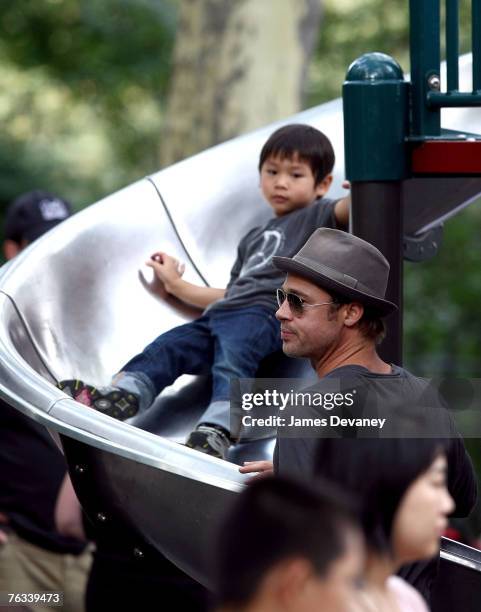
[214,476,363,612]
[258,124,335,216]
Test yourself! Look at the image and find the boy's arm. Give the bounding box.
[333,181,351,228]
[334,197,350,228]
[146,252,225,309]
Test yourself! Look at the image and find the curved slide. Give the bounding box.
[1,56,481,596]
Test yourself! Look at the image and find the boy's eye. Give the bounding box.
[266,168,277,175]
[292,173,304,178]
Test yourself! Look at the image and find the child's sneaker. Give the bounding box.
[57,379,139,421]
[185,425,231,460]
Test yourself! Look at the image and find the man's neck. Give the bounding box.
[312,336,392,378]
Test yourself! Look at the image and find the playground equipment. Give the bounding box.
[1,1,481,607]
[345,0,481,362]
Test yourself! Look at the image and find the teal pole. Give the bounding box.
[409,0,441,136]
[446,0,460,91]
[473,0,481,91]
[343,53,410,364]
[343,52,409,182]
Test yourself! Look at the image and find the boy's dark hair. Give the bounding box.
[214,475,358,606]
[258,124,335,185]
[314,438,451,555]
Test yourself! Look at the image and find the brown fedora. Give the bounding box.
[273,228,397,316]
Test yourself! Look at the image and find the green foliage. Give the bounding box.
[404,203,481,377]
[0,0,177,213]
[307,0,472,106]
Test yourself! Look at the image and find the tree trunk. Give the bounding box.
[160,0,323,166]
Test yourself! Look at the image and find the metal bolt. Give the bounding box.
[427,74,441,91]
[74,465,85,474]
[133,548,144,559]
[96,512,107,523]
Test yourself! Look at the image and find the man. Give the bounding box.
[241,228,477,602]
[214,476,364,612]
[0,191,92,611]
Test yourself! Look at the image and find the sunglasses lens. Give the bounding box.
[277,289,303,315]
[287,293,303,315]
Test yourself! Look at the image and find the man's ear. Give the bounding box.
[3,239,20,261]
[315,174,333,197]
[343,302,364,327]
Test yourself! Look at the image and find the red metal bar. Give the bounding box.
[412,141,481,174]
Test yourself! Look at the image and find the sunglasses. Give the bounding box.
[276,288,334,316]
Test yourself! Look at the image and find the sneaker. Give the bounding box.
[57,379,139,421]
[185,425,231,460]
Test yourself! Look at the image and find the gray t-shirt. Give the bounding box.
[210,198,338,312]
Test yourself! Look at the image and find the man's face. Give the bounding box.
[260,153,332,217]
[276,273,344,362]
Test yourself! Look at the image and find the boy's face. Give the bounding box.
[260,153,332,217]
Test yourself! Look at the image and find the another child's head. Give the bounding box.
[214,476,363,612]
[315,438,454,567]
[3,190,72,260]
[258,124,335,216]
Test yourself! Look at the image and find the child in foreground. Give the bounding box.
[59,124,348,459]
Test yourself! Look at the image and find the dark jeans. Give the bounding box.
[121,306,281,431]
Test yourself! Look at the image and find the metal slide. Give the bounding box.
[1,56,481,591]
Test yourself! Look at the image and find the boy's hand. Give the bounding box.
[146,252,185,292]
[239,460,274,483]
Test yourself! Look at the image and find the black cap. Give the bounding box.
[4,190,72,244]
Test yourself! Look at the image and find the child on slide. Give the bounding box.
[59,124,348,459]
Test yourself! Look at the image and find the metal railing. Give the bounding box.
[410,0,481,136]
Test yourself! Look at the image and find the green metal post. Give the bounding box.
[343,53,410,182]
[446,0,460,91]
[473,0,481,91]
[343,53,410,365]
[409,0,441,135]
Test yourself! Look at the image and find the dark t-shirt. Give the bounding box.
[274,364,478,602]
[210,198,338,312]
[0,400,86,555]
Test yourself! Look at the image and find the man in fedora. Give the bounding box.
[240,228,477,603]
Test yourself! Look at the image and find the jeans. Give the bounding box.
[116,306,281,433]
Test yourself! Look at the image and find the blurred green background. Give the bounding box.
[1,0,480,492]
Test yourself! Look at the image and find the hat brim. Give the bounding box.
[273,256,398,317]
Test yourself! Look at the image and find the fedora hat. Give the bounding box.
[273,228,397,316]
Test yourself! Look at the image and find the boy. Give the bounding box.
[214,477,363,612]
[59,124,348,459]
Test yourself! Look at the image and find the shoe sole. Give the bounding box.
[58,379,139,420]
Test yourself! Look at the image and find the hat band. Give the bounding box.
[294,255,381,298]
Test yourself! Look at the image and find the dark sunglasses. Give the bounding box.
[276,288,334,316]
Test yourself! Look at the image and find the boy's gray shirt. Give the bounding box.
[209,198,338,312]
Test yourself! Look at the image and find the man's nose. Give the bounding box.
[275,299,292,321]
